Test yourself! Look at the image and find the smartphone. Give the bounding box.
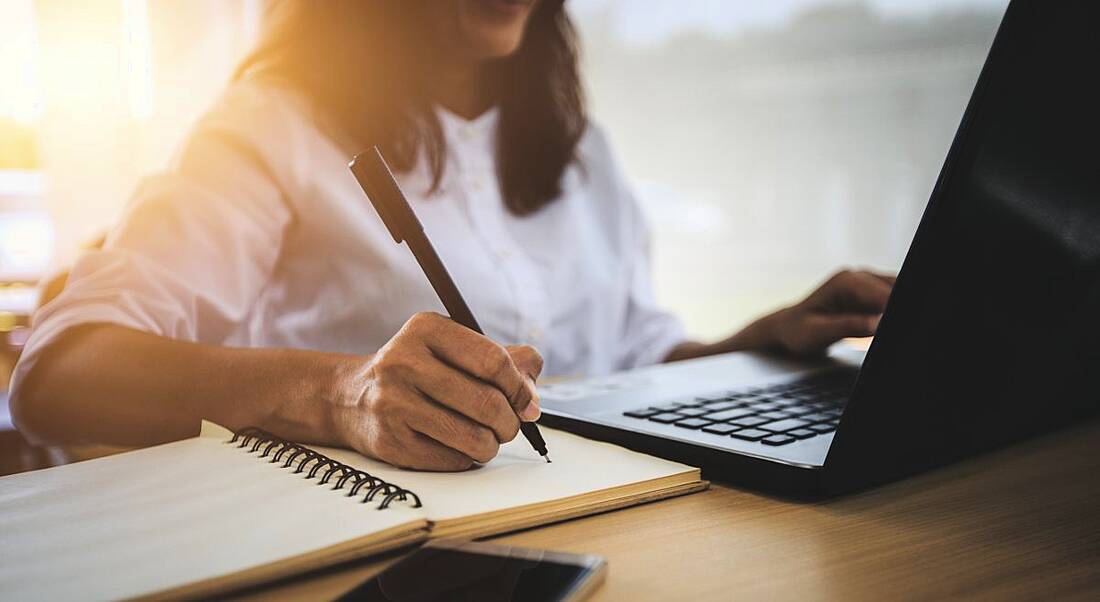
[335,539,607,602]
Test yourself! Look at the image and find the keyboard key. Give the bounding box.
[702,407,755,421]
[781,406,815,417]
[801,413,832,423]
[761,434,797,446]
[651,402,687,411]
[729,416,769,428]
[648,412,683,424]
[757,410,792,420]
[701,422,740,435]
[758,418,812,433]
[788,428,817,439]
[748,402,780,412]
[623,408,660,419]
[673,417,712,430]
[809,423,837,433]
[675,407,710,417]
[730,428,770,441]
[700,400,740,411]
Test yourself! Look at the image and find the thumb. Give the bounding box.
[506,344,544,381]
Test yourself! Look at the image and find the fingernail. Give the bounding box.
[521,399,541,421]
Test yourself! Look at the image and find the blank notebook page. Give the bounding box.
[0,426,427,601]
[0,423,702,600]
[317,427,702,531]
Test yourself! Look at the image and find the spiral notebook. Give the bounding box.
[0,421,705,601]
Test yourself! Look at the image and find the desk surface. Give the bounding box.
[235,421,1100,601]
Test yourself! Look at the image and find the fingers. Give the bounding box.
[352,312,548,471]
[386,428,477,472]
[413,364,522,443]
[359,387,491,470]
[870,271,897,286]
[800,313,881,353]
[821,269,894,313]
[400,391,502,464]
[406,313,543,420]
[507,344,544,381]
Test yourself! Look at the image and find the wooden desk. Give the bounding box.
[236,422,1100,601]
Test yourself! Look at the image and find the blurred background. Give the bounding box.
[0,0,1007,350]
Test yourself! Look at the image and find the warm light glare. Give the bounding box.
[122,0,154,119]
[0,0,42,125]
[0,213,54,278]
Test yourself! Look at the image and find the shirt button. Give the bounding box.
[527,326,542,341]
[460,126,474,141]
[495,248,512,261]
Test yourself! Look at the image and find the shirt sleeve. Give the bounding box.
[590,127,687,370]
[9,81,298,397]
[616,195,689,370]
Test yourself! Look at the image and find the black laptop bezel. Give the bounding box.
[823,0,1100,494]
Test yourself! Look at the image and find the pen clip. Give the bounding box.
[349,146,422,244]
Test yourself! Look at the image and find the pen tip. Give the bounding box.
[544,455,552,464]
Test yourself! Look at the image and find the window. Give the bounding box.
[0,0,263,285]
[573,0,1007,338]
[0,0,49,287]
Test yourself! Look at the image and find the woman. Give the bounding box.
[10,0,892,471]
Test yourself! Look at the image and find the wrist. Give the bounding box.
[665,309,792,363]
[725,309,786,353]
[252,349,366,448]
[316,352,372,447]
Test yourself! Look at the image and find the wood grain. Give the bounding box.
[234,421,1100,601]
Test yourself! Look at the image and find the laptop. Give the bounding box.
[539,0,1100,497]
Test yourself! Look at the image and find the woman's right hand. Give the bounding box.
[331,312,543,471]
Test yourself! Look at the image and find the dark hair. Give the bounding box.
[233,1,586,216]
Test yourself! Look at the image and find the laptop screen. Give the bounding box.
[827,0,1100,488]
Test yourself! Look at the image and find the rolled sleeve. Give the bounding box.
[9,82,296,399]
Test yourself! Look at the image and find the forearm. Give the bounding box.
[663,311,784,363]
[11,324,363,448]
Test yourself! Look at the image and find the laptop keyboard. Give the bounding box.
[621,370,855,446]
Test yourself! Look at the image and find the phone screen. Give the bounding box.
[336,545,600,602]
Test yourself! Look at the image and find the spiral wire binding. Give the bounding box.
[227,427,422,510]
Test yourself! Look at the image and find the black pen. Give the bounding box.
[349,146,551,463]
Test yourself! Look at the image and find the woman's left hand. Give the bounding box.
[765,269,895,355]
[664,268,897,364]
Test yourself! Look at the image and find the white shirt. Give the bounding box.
[11,81,686,395]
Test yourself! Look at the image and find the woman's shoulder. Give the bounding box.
[166,78,333,195]
[575,119,616,168]
[571,120,644,215]
[190,78,317,147]
[554,119,654,252]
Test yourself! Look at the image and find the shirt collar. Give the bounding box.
[436,105,499,146]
